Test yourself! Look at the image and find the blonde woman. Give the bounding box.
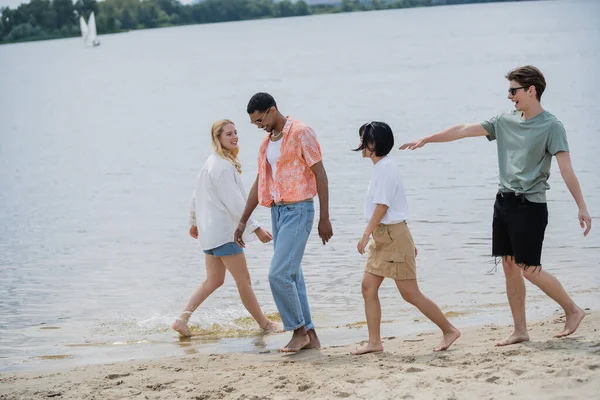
[172,120,282,337]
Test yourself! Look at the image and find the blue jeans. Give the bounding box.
[269,200,315,331]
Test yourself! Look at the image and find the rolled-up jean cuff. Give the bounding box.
[285,320,305,331]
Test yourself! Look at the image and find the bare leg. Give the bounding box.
[172,254,226,337]
[221,253,282,333]
[523,267,585,338]
[497,257,529,346]
[396,279,460,351]
[352,273,385,355]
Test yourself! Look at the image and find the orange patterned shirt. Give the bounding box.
[257,117,322,207]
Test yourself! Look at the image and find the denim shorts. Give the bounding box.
[203,242,244,257]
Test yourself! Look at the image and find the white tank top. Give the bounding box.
[266,139,282,199]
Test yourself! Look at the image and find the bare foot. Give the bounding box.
[279,331,310,353]
[434,328,461,351]
[495,332,529,347]
[351,342,383,355]
[303,329,321,350]
[172,319,192,337]
[261,321,284,334]
[555,307,585,338]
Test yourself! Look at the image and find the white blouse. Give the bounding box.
[189,153,260,250]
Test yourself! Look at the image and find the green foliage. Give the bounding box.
[6,22,45,41]
[295,1,310,16]
[0,0,522,44]
[75,0,99,20]
[52,0,75,29]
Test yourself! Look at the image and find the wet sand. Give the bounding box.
[2,311,599,400]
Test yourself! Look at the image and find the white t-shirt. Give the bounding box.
[266,138,282,198]
[189,153,260,250]
[364,156,409,224]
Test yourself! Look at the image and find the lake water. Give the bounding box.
[1,0,599,372]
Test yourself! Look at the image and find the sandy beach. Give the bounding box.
[2,311,599,400]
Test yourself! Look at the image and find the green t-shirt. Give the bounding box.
[481,110,569,203]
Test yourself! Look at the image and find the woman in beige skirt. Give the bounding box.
[352,122,461,355]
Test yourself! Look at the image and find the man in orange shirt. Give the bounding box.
[234,92,333,352]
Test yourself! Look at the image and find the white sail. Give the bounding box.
[79,16,88,42]
[86,12,98,46]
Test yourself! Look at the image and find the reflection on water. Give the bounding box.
[1,0,599,372]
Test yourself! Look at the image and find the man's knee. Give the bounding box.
[267,270,279,284]
[502,257,520,274]
[268,267,290,286]
[522,266,542,281]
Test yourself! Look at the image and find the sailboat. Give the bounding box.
[79,11,100,47]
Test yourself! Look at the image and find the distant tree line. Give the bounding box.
[0,0,524,44]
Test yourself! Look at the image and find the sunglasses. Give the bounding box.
[252,108,270,127]
[508,86,528,96]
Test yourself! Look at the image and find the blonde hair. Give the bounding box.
[211,119,242,174]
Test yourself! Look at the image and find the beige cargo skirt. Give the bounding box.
[365,221,417,280]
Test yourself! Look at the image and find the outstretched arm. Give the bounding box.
[556,151,592,236]
[399,123,488,150]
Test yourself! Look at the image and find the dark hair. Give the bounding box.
[505,65,546,101]
[247,92,278,114]
[353,121,394,157]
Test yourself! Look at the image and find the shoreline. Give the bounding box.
[2,311,599,400]
[0,305,556,375]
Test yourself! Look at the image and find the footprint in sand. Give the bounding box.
[298,383,313,392]
[335,392,352,398]
[106,373,131,380]
[222,385,235,393]
[146,381,175,391]
[502,349,528,357]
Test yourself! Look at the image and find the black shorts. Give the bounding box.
[492,192,548,269]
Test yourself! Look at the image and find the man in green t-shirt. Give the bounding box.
[400,65,592,346]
